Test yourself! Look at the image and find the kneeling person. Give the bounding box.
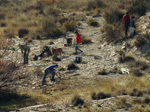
[42,64,58,85]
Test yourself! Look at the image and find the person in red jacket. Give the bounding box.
[122,11,130,38]
[74,31,83,54]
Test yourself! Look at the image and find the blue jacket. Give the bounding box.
[129,20,136,28]
[46,65,56,71]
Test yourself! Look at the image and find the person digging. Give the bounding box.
[42,64,58,85]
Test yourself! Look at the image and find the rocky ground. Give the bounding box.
[5,12,150,111]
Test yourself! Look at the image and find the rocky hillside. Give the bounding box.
[4,11,150,112]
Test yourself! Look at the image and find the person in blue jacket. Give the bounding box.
[129,16,136,37]
[42,64,58,85]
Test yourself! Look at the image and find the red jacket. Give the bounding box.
[122,14,130,24]
[75,33,82,43]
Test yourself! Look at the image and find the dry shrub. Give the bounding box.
[87,19,99,26]
[134,36,147,48]
[97,92,111,99]
[0,37,11,58]
[130,88,143,97]
[128,0,147,16]
[119,55,135,63]
[0,22,6,27]
[103,23,124,43]
[103,8,123,24]
[130,69,143,77]
[86,0,106,11]
[56,0,87,10]
[82,37,92,44]
[0,91,28,105]
[118,50,135,63]
[4,28,16,38]
[117,2,125,9]
[0,60,18,89]
[45,7,59,17]
[0,0,9,6]
[71,95,84,106]
[58,67,65,71]
[51,28,64,37]
[143,96,150,104]
[116,89,127,96]
[61,20,76,31]
[91,92,111,100]
[115,97,131,108]
[98,68,108,75]
[67,63,78,70]
[38,0,55,5]
[91,92,97,100]
[41,16,60,37]
[132,97,142,104]
[18,28,29,38]
[110,67,122,74]
[0,13,5,20]
[128,60,148,71]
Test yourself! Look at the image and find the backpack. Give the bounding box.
[73,56,82,63]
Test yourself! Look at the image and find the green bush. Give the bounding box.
[87,19,99,26]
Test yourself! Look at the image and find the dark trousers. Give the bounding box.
[75,43,82,54]
[124,24,129,37]
[42,69,55,85]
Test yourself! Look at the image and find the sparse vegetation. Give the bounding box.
[1,0,150,111]
[98,68,108,75]
[102,23,124,43]
[103,8,123,24]
[71,95,84,106]
[128,0,147,16]
[61,20,76,31]
[67,63,78,70]
[134,35,147,48]
[82,37,92,44]
[87,19,99,26]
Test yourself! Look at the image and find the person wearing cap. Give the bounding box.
[122,11,130,38]
[74,31,83,55]
[42,64,58,85]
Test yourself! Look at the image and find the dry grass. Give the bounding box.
[102,23,124,43]
[98,68,108,75]
[103,7,123,24]
[71,95,84,106]
[133,35,147,48]
[67,63,78,70]
[87,19,99,26]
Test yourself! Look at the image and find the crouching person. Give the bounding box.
[42,64,58,85]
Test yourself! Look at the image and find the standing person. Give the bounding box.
[122,11,130,38]
[74,31,83,55]
[129,16,136,38]
[42,64,58,85]
[18,44,30,64]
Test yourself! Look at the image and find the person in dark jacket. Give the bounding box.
[74,31,83,55]
[129,16,136,37]
[42,64,58,85]
[122,11,130,38]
